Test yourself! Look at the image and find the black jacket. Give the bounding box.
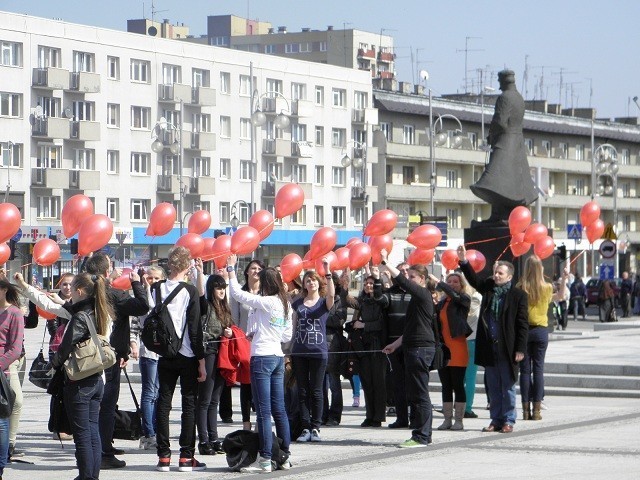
[52,298,98,370]
[436,281,472,339]
[325,295,348,374]
[392,273,435,348]
[384,283,412,341]
[108,281,149,361]
[201,297,223,356]
[343,279,389,347]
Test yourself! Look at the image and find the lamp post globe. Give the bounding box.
[151,139,164,153]
[274,112,290,129]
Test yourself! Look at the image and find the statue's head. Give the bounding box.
[498,69,516,90]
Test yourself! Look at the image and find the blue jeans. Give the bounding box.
[64,374,104,480]
[485,349,517,427]
[250,356,290,459]
[139,357,159,437]
[464,339,478,413]
[519,327,548,403]
[0,416,8,476]
[350,374,361,397]
[404,346,435,445]
[99,363,121,456]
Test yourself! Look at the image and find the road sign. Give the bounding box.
[602,223,617,240]
[11,228,22,242]
[567,224,582,240]
[599,264,614,280]
[599,239,616,259]
[225,226,237,235]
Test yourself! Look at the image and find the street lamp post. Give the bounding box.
[594,143,619,276]
[2,141,13,202]
[341,140,368,236]
[151,100,185,235]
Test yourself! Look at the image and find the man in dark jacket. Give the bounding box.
[458,245,528,433]
[620,271,633,318]
[85,253,149,468]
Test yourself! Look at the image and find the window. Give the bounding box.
[541,140,551,157]
[353,206,365,226]
[106,103,119,127]
[36,95,60,117]
[73,51,95,72]
[446,208,459,229]
[300,42,311,53]
[211,36,229,46]
[402,166,415,185]
[621,182,631,197]
[354,91,368,109]
[219,116,231,137]
[130,199,149,221]
[291,206,306,225]
[291,83,307,101]
[314,166,324,185]
[575,178,586,196]
[107,56,119,80]
[1,142,21,167]
[332,206,346,226]
[380,122,391,141]
[266,78,283,95]
[524,138,534,155]
[37,196,60,219]
[332,167,345,186]
[239,75,251,96]
[73,149,95,170]
[240,118,251,139]
[130,152,150,174]
[37,145,61,168]
[264,44,276,54]
[72,100,95,121]
[193,157,211,177]
[292,164,307,183]
[192,68,210,87]
[192,201,211,213]
[0,92,21,117]
[130,59,150,83]
[240,160,252,180]
[219,202,230,223]
[332,128,346,148]
[220,72,230,94]
[285,43,299,54]
[558,142,568,159]
[315,86,324,106]
[292,124,307,142]
[622,214,631,232]
[1,41,22,67]
[192,113,211,133]
[267,162,283,181]
[162,64,181,84]
[106,150,119,174]
[37,45,60,68]
[386,165,393,183]
[220,158,230,179]
[445,169,458,188]
[314,206,324,226]
[319,41,327,52]
[468,132,477,149]
[131,106,151,129]
[620,149,630,165]
[575,144,584,161]
[402,125,415,145]
[161,155,178,176]
[106,198,119,221]
[332,88,346,107]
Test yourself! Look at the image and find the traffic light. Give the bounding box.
[8,239,17,260]
[213,229,225,238]
[70,239,78,254]
[557,244,567,260]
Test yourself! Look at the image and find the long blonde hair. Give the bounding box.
[517,256,551,306]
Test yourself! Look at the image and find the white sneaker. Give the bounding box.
[240,456,272,473]
[278,455,292,471]
[139,435,157,450]
[310,429,322,442]
[296,429,311,442]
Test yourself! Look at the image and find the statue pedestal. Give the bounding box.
[464,225,524,282]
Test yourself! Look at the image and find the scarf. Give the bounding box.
[490,281,511,319]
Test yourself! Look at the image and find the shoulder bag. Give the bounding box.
[64,311,117,381]
[429,314,451,371]
[113,368,143,440]
[29,324,54,389]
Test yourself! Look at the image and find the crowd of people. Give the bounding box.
[0,249,638,478]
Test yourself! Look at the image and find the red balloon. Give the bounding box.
[310,227,337,259]
[533,236,555,259]
[407,224,442,250]
[368,234,393,265]
[176,233,205,258]
[466,249,487,273]
[61,195,94,238]
[315,251,337,276]
[441,249,459,271]
[580,201,601,228]
[275,183,305,219]
[302,251,315,270]
[249,210,275,241]
[407,248,435,266]
[230,226,260,255]
[346,238,362,249]
[523,223,548,244]
[210,235,232,269]
[36,306,57,320]
[0,203,22,244]
[586,219,605,244]
[333,247,351,270]
[0,243,10,264]
[146,203,176,237]
[33,238,61,266]
[187,210,211,235]
[510,233,531,257]
[364,209,398,237]
[78,214,113,256]
[280,253,303,283]
[111,268,133,290]
[348,243,371,270]
[508,206,532,235]
[200,238,217,262]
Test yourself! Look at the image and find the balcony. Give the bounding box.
[357,48,375,59]
[378,71,394,79]
[291,141,314,158]
[69,170,100,190]
[31,168,70,189]
[351,186,365,200]
[386,183,432,202]
[188,176,216,195]
[158,83,192,104]
[156,174,181,194]
[377,51,395,63]
[352,109,365,123]
[31,117,71,139]
[70,121,100,141]
[261,96,288,114]
[32,67,70,90]
[184,131,216,151]
[69,72,100,93]
[291,99,313,117]
[262,181,276,197]
[262,138,291,156]
[190,86,216,106]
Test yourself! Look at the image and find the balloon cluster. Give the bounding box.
[507,206,555,259]
[580,201,604,244]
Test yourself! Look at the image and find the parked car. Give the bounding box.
[585,278,621,306]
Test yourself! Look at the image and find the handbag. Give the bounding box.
[64,311,116,381]
[429,316,451,371]
[0,369,15,418]
[113,368,143,440]
[29,325,54,389]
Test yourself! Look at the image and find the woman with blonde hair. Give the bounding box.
[517,256,567,421]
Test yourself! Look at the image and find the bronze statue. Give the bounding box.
[470,70,538,224]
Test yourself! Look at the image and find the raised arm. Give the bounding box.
[14,273,71,320]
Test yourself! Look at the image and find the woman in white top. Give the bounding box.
[227,254,292,474]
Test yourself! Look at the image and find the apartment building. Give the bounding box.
[0,11,377,281]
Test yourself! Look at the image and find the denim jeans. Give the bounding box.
[0,416,8,476]
[485,347,517,427]
[250,355,290,459]
[322,371,343,423]
[519,326,549,403]
[464,339,479,413]
[350,374,361,397]
[388,347,408,424]
[64,373,104,480]
[404,346,435,445]
[139,356,159,437]
[99,363,121,456]
[197,353,226,443]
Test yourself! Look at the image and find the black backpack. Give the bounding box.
[140,282,187,358]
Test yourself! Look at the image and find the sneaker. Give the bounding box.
[398,438,429,448]
[240,456,272,474]
[310,429,322,442]
[464,411,478,419]
[178,457,206,472]
[156,457,171,472]
[296,429,311,442]
[8,444,24,458]
[210,440,225,454]
[352,396,360,407]
[278,457,292,471]
[541,402,548,410]
[198,442,214,455]
[325,419,340,427]
[101,456,126,469]
[139,435,157,450]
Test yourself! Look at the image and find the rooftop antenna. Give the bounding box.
[522,54,529,99]
[552,68,578,105]
[415,48,433,87]
[587,78,593,108]
[456,36,483,93]
[633,95,640,112]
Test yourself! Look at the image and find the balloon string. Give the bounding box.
[464,234,512,247]
[495,243,511,261]
[569,248,588,266]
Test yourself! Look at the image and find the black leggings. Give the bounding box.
[438,366,466,403]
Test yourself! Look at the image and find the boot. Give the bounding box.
[532,402,542,420]
[451,402,466,431]
[437,402,453,430]
[522,402,531,420]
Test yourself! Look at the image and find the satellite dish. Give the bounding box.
[34,105,43,118]
[419,70,429,81]
[148,26,157,36]
[63,107,73,119]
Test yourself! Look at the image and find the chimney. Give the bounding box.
[278,26,287,33]
[327,25,334,31]
[268,27,274,34]
[301,28,310,32]
[163,18,170,24]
